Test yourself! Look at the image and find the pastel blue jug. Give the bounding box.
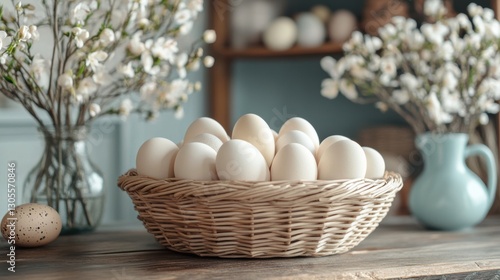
[409,133,497,231]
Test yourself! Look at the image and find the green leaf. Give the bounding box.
[3,74,16,85]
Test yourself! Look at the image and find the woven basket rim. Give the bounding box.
[117,169,403,201]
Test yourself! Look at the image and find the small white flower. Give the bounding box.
[29,55,49,89]
[203,56,215,68]
[86,51,108,72]
[72,2,92,25]
[141,53,160,75]
[467,3,483,17]
[203,30,216,44]
[194,81,202,92]
[93,68,111,85]
[118,62,135,78]
[473,15,486,36]
[28,25,39,41]
[380,57,397,78]
[150,37,178,63]
[76,77,97,98]
[18,25,31,41]
[339,79,358,100]
[479,113,489,125]
[89,103,101,117]
[0,31,8,50]
[72,27,90,48]
[0,53,8,65]
[424,0,445,17]
[57,73,74,89]
[392,89,410,105]
[119,98,133,117]
[140,82,157,99]
[321,79,339,99]
[127,35,145,56]
[99,28,115,45]
[174,9,192,25]
[175,106,184,119]
[187,0,203,16]
[180,21,194,35]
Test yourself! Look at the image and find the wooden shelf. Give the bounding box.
[213,42,344,58]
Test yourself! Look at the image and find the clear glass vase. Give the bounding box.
[23,126,104,234]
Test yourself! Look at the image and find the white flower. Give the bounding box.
[119,98,133,117]
[392,89,410,105]
[479,113,489,125]
[57,73,74,89]
[421,22,449,45]
[203,56,214,68]
[92,68,111,85]
[0,31,7,50]
[29,55,49,90]
[141,53,160,75]
[99,28,115,45]
[442,72,458,90]
[179,22,194,35]
[151,37,178,63]
[0,54,8,65]
[400,73,420,89]
[339,79,358,100]
[380,57,397,78]
[424,0,445,17]
[86,51,108,72]
[18,25,32,41]
[89,103,101,117]
[71,2,93,25]
[174,9,192,25]
[72,27,90,48]
[187,0,203,16]
[473,15,486,36]
[127,34,145,56]
[174,106,184,119]
[203,30,216,44]
[140,82,157,99]
[118,62,135,78]
[76,77,97,99]
[468,3,483,17]
[321,79,339,99]
[28,25,39,41]
[426,92,452,124]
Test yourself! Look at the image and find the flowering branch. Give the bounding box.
[321,2,500,134]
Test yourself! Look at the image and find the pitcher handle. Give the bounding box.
[465,144,497,208]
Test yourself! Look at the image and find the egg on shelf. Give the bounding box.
[232,114,275,166]
[296,13,326,48]
[311,5,331,24]
[271,143,317,181]
[328,9,357,43]
[136,137,179,179]
[263,17,298,51]
[1,203,62,247]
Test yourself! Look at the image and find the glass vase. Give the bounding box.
[23,126,104,234]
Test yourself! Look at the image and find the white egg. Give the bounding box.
[271,143,317,181]
[316,135,350,163]
[216,139,268,181]
[363,147,386,179]
[296,13,325,48]
[276,130,315,155]
[184,117,230,143]
[318,139,367,180]
[232,114,275,166]
[174,142,218,180]
[279,117,320,150]
[185,133,223,152]
[263,17,297,51]
[136,137,179,179]
[328,10,357,43]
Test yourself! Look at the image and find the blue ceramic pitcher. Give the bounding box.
[409,133,497,231]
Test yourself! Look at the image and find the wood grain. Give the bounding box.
[1,217,499,279]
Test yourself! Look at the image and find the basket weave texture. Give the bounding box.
[118,170,403,258]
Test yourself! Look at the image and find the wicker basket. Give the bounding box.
[117,170,403,258]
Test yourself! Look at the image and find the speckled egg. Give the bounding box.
[1,203,62,247]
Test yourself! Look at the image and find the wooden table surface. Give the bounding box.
[1,217,499,280]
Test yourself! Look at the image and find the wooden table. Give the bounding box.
[1,217,499,279]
